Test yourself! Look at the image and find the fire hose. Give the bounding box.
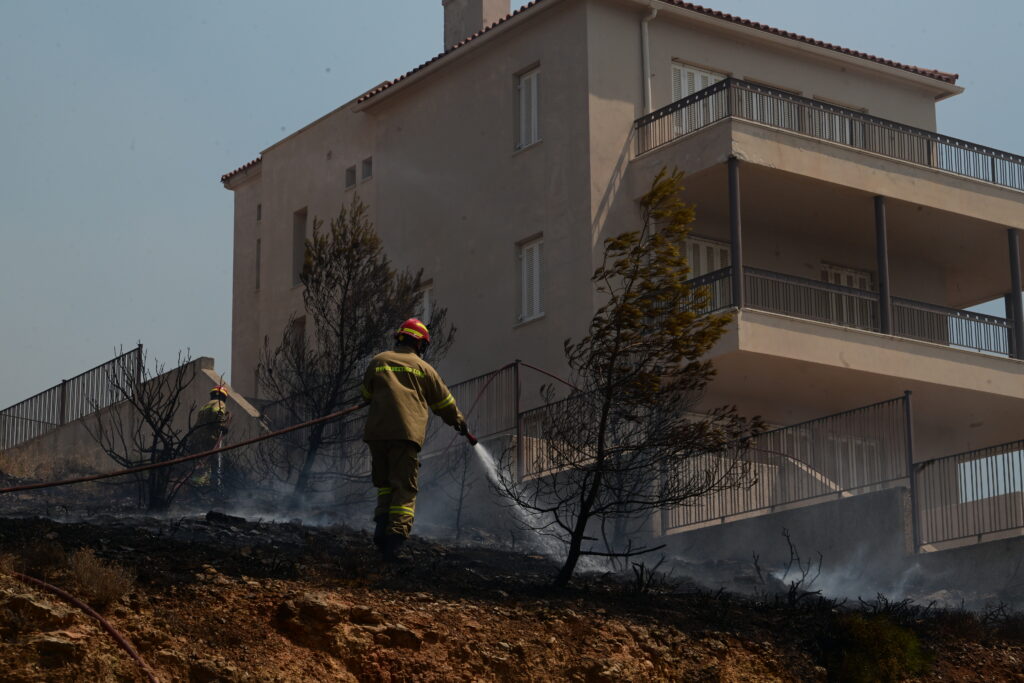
[0,402,370,495]
[12,571,159,683]
[0,360,579,496]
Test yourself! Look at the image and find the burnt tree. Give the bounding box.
[496,168,763,587]
[257,195,455,508]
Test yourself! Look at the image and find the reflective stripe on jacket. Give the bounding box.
[197,399,229,432]
[361,345,464,447]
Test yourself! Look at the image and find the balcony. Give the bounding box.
[689,266,1016,358]
[635,78,1024,193]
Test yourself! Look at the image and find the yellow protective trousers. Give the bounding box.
[369,440,420,539]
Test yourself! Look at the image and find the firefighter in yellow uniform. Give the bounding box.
[361,318,467,560]
[188,385,231,486]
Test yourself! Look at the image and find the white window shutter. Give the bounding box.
[523,246,534,320]
[524,76,534,144]
[535,240,543,316]
[517,69,540,148]
[532,71,540,143]
[519,239,543,321]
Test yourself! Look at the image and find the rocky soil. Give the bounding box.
[0,512,1023,682]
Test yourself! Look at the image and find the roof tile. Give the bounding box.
[357,0,957,104]
[220,156,262,184]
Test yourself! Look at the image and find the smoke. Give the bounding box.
[470,442,567,559]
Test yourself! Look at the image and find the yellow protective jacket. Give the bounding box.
[188,398,229,453]
[360,345,464,448]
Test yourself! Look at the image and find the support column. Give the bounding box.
[903,390,920,553]
[728,156,744,309]
[1009,229,1024,360]
[875,196,893,334]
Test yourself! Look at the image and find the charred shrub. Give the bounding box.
[69,548,135,609]
[823,613,930,682]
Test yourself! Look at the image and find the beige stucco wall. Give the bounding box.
[367,0,594,389]
[230,0,595,400]
[644,4,944,129]
[230,171,263,396]
[230,102,378,397]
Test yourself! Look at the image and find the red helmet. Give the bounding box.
[396,318,430,344]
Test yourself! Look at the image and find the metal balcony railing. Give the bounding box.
[664,396,910,532]
[915,439,1024,547]
[0,345,143,451]
[635,78,1024,192]
[686,266,1015,357]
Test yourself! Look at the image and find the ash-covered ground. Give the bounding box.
[1,498,1024,681]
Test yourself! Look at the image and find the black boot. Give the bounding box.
[373,517,388,550]
[382,534,406,563]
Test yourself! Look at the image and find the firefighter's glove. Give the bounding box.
[455,421,469,436]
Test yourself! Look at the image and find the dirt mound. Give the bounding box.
[0,514,1021,681]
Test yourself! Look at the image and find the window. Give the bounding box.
[820,263,876,330]
[361,157,373,180]
[820,263,874,291]
[671,63,725,135]
[345,165,357,189]
[684,236,731,278]
[292,208,307,286]
[255,238,262,290]
[515,67,541,149]
[256,203,262,221]
[416,282,433,324]
[518,237,543,322]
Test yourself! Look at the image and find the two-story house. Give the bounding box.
[223,0,1024,576]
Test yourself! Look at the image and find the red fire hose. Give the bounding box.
[0,403,368,495]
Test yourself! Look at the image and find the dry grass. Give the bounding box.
[69,548,135,609]
[21,540,67,578]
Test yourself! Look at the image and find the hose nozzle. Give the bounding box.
[465,431,478,446]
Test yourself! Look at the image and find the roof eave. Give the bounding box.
[634,0,962,97]
[221,159,262,189]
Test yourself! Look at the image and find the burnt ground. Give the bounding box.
[0,509,1023,682]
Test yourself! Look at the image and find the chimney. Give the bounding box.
[442,0,510,50]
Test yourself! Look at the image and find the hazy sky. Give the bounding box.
[1,0,1021,407]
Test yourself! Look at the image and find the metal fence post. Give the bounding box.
[514,360,523,482]
[135,343,144,391]
[59,380,68,425]
[903,390,920,552]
